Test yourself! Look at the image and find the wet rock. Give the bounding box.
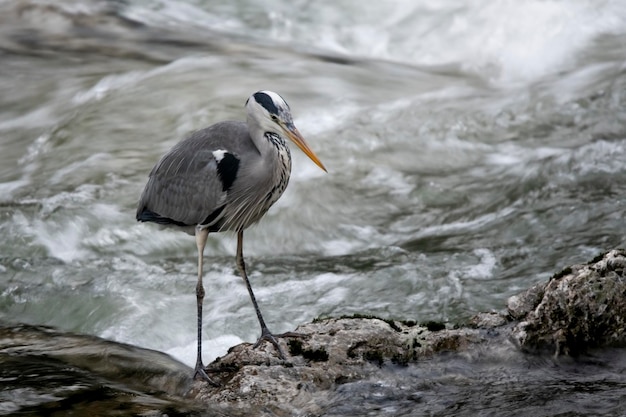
[190,316,486,413]
[509,248,626,355]
[0,323,222,416]
[506,282,545,320]
[468,311,508,328]
[189,249,626,412]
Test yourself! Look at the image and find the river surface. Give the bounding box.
[1,0,626,415]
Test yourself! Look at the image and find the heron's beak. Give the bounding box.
[284,124,327,172]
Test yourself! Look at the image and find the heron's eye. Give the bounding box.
[271,115,278,122]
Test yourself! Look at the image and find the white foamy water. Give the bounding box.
[124,0,626,85]
[0,0,625,373]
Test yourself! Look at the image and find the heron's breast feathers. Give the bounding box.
[214,137,292,231]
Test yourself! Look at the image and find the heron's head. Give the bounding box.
[246,91,327,172]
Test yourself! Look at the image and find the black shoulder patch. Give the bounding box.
[216,152,240,192]
[253,92,278,115]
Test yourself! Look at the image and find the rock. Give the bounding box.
[506,282,545,320]
[190,316,487,413]
[0,323,217,416]
[468,311,508,328]
[189,249,626,412]
[509,249,626,355]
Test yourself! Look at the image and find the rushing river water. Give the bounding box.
[1,0,626,414]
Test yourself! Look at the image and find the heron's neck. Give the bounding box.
[264,132,286,150]
[264,132,292,175]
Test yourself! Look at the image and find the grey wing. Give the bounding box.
[136,123,246,228]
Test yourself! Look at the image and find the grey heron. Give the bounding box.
[136,91,326,381]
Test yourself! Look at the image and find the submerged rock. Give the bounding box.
[0,323,216,416]
[509,248,626,355]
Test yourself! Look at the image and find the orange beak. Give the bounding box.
[284,124,327,172]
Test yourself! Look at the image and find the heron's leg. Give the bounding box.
[236,229,288,359]
[193,227,217,384]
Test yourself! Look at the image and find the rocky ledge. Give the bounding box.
[189,248,626,414]
[192,316,484,414]
[2,249,625,416]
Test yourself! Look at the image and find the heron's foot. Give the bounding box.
[193,361,220,386]
[254,328,286,359]
[253,328,310,360]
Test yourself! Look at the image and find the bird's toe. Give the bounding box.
[254,328,288,360]
[193,363,220,386]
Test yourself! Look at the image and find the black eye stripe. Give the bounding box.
[253,92,279,115]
